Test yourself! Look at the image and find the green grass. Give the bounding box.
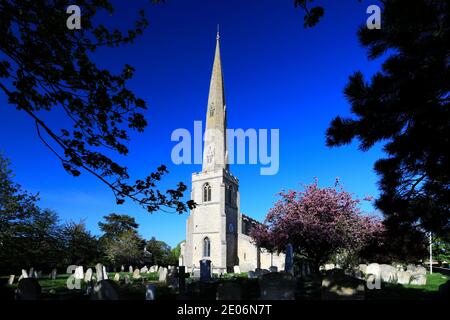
[367,272,448,300]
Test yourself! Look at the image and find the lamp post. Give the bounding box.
[429,232,433,274]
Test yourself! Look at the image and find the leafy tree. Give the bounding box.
[98,213,139,242]
[0,153,40,242]
[145,237,178,266]
[294,0,450,236]
[251,180,384,272]
[433,237,450,267]
[0,0,193,214]
[103,229,145,267]
[61,220,99,266]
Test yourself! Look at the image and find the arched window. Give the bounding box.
[203,237,211,257]
[227,185,233,204]
[203,183,211,202]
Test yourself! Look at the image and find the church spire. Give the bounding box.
[202,29,229,172]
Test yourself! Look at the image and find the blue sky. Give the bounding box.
[0,0,385,248]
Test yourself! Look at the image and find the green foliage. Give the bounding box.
[321,0,450,236]
[61,221,99,266]
[0,0,193,213]
[145,237,178,266]
[433,237,450,266]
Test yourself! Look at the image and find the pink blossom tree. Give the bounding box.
[251,179,384,272]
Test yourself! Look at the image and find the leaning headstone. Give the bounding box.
[158,267,168,283]
[259,272,296,300]
[84,268,93,282]
[132,268,141,279]
[321,270,365,300]
[74,266,84,280]
[397,270,412,285]
[217,282,242,300]
[113,273,120,282]
[145,284,156,300]
[379,264,398,283]
[8,275,15,285]
[21,269,28,279]
[50,268,57,280]
[15,278,41,300]
[102,266,109,280]
[90,280,120,300]
[95,263,104,281]
[233,265,240,274]
[284,244,294,275]
[200,259,211,282]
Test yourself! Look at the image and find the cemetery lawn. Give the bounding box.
[366,272,449,300]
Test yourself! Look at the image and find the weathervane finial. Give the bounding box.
[216,24,220,40]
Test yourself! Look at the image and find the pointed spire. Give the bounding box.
[202,28,228,172]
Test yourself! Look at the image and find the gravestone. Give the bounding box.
[102,266,109,279]
[269,266,278,273]
[113,273,120,282]
[259,272,296,300]
[321,270,365,300]
[158,267,168,283]
[284,244,294,275]
[50,268,57,280]
[21,269,28,279]
[216,282,242,300]
[95,263,104,281]
[129,266,133,273]
[233,265,240,274]
[379,264,397,283]
[132,269,141,279]
[36,271,42,278]
[410,274,427,285]
[167,267,178,289]
[29,267,34,278]
[15,278,41,300]
[177,266,190,296]
[397,270,412,285]
[200,259,211,282]
[90,280,120,300]
[8,275,15,285]
[414,266,427,276]
[140,266,148,273]
[124,274,130,284]
[145,284,156,300]
[121,265,124,272]
[74,266,84,280]
[84,268,93,282]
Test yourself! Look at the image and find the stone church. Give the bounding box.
[179,32,284,274]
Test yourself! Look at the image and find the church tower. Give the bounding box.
[183,30,240,274]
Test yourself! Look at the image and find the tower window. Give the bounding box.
[203,237,211,257]
[226,184,233,204]
[203,183,211,202]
